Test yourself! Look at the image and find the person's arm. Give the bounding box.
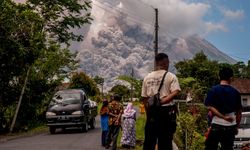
[160,90,180,104]
[161,74,181,104]
[115,105,123,125]
[208,106,234,122]
[107,103,118,117]
[100,107,108,115]
[108,112,118,117]
[236,109,242,127]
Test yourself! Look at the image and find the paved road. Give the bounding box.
[0,116,105,150]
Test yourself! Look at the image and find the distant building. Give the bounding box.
[231,78,250,111]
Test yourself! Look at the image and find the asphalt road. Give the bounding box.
[0,116,105,150]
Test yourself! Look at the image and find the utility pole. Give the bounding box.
[130,68,134,102]
[154,8,159,70]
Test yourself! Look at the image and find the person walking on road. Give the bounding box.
[105,94,124,150]
[121,102,136,149]
[204,66,242,150]
[100,99,109,147]
[141,53,181,150]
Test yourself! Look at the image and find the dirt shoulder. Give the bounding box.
[0,126,48,143]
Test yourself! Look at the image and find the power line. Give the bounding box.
[93,1,154,29]
[94,0,178,41]
[94,0,154,27]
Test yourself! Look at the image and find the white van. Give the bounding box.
[234,112,250,149]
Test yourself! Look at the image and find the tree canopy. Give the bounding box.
[175,51,250,102]
[0,0,92,130]
[70,72,99,97]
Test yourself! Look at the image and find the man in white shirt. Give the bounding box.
[141,53,181,150]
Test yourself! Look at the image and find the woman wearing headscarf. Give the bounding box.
[100,99,109,147]
[121,102,136,149]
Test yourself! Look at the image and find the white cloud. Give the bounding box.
[222,9,245,21]
[205,22,228,34]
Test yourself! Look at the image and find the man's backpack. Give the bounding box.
[147,71,168,110]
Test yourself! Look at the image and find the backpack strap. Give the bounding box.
[157,71,168,93]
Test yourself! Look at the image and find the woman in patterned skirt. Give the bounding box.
[121,102,136,149]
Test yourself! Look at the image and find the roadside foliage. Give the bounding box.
[0,0,92,131]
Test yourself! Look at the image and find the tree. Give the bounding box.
[0,0,92,130]
[175,52,220,102]
[117,75,143,98]
[93,76,104,97]
[232,61,250,78]
[110,85,130,99]
[26,0,92,45]
[70,72,99,97]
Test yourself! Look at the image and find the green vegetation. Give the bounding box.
[117,75,143,98]
[175,104,207,150]
[135,113,146,149]
[0,0,92,131]
[70,72,100,97]
[110,85,130,98]
[175,51,250,103]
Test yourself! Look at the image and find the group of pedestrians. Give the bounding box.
[100,94,137,150]
[100,52,244,150]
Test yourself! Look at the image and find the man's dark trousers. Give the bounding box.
[143,106,177,150]
[106,124,120,150]
[205,124,236,150]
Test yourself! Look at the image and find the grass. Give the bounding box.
[0,125,47,142]
[135,113,146,149]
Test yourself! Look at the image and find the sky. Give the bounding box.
[91,0,250,64]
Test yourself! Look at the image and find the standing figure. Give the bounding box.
[121,102,136,149]
[100,99,109,147]
[204,66,242,150]
[141,53,181,150]
[139,101,145,114]
[105,94,124,150]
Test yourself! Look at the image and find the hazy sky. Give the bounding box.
[91,0,250,63]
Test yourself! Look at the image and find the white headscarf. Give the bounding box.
[122,102,136,118]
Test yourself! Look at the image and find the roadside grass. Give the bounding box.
[135,113,146,149]
[0,125,47,142]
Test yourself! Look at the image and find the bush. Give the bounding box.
[175,107,207,150]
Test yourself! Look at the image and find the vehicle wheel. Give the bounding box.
[49,127,56,134]
[81,123,88,132]
[90,118,96,129]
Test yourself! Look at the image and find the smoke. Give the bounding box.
[76,0,229,91]
[89,0,225,39]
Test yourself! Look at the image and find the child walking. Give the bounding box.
[100,99,109,147]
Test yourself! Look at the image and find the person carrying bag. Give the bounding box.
[141,53,181,150]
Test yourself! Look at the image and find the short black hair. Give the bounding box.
[219,66,233,81]
[113,94,122,101]
[155,53,169,62]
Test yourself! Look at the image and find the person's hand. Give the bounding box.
[114,120,119,125]
[223,116,234,122]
